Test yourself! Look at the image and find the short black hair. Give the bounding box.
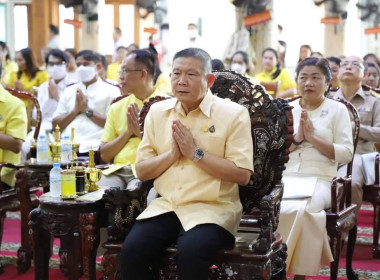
[211,59,225,71]
[49,24,59,35]
[45,49,69,65]
[97,53,108,69]
[116,46,128,52]
[326,56,341,67]
[129,49,157,77]
[75,50,100,63]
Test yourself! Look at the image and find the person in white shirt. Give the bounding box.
[21,49,71,161]
[47,25,63,50]
[52,50,120,154]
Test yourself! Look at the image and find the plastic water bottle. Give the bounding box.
[50,163,62,197]
[36,135,49,163]
[61,135,72,164]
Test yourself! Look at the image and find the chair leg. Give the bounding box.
[330,236,341,280]
[346,225,359,280]
[373,204,380,259]
[0,210,5,274]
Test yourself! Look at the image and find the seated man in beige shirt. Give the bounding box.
[117,48,254,280]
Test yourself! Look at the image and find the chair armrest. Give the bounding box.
[102,180,153,242]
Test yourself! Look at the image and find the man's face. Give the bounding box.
[170,57,214,112]
[338,56,364,84]
[119,54,144,93]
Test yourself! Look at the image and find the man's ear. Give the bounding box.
[141,69,148,79]
[207,73,216,88]
[95,62,103,71]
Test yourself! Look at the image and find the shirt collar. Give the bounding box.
[336,86,366,101]
[160,89,213,118]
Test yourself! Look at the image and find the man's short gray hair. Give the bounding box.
[173,48,212,74]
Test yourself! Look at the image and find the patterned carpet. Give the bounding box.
[1,204,380,280]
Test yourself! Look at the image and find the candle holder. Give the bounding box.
[49,125,61,163]
[85,148,102,192]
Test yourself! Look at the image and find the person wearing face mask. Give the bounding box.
[230,50,260,85]
[183,23,205,50]
[52,50,120,154]
[20,49,72,161]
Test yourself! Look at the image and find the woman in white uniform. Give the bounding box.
[278,57,354,279]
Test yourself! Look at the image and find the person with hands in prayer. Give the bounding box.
[117,48,254,280]
[277,57,353,280]
[98,49,164,190]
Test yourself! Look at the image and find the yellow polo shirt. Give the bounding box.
[154,72,172,95]
[0,85,27,186]
[136,90,254,235]
[1,59,18,87]
[101,89,164,176]
[254,67,296,95]
[107,62,121,82]
[8,70,49,92]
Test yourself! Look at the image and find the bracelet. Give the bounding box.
[292,139,304,146]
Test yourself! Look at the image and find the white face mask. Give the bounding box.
[188,29,198,39]
[47,65,67,81]
[231,63,246,75]
[76,65,96,83]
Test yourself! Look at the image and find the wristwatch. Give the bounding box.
[193,148,204,162]
[85,109,94,118]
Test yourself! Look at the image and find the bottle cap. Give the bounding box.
[39,135,46,140]
[63,135,70,140]
[53,162,61,168]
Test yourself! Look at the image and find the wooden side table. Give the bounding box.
[30,190,105,280]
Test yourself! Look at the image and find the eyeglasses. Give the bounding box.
[47,61,66,67]
[340,61,364,69]
[118,69,143,77]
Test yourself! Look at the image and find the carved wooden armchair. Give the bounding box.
[0,88,41,274]
[362,153,380,259]
[326,97,360,280]
[101,70,294,280]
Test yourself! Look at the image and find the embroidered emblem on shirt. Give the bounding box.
[209,125,215,133]
[358,107,371,113]
[320,110,328,118]
[202,124,209,132]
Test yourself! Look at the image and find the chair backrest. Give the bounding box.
[5,87,41,141]
[137,71,293,214]
[260,81,281,97]
[210,70,293,214]
[328,97,360,211]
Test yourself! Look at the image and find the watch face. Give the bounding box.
[86,110,93,117]
[196,149,204,157]
[193,148,204,162]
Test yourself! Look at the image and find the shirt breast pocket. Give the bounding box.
[202,135,226,158]
[358,111,372,126]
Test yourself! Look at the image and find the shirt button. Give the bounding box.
[178,187,182,190]
[181,166,184,170]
